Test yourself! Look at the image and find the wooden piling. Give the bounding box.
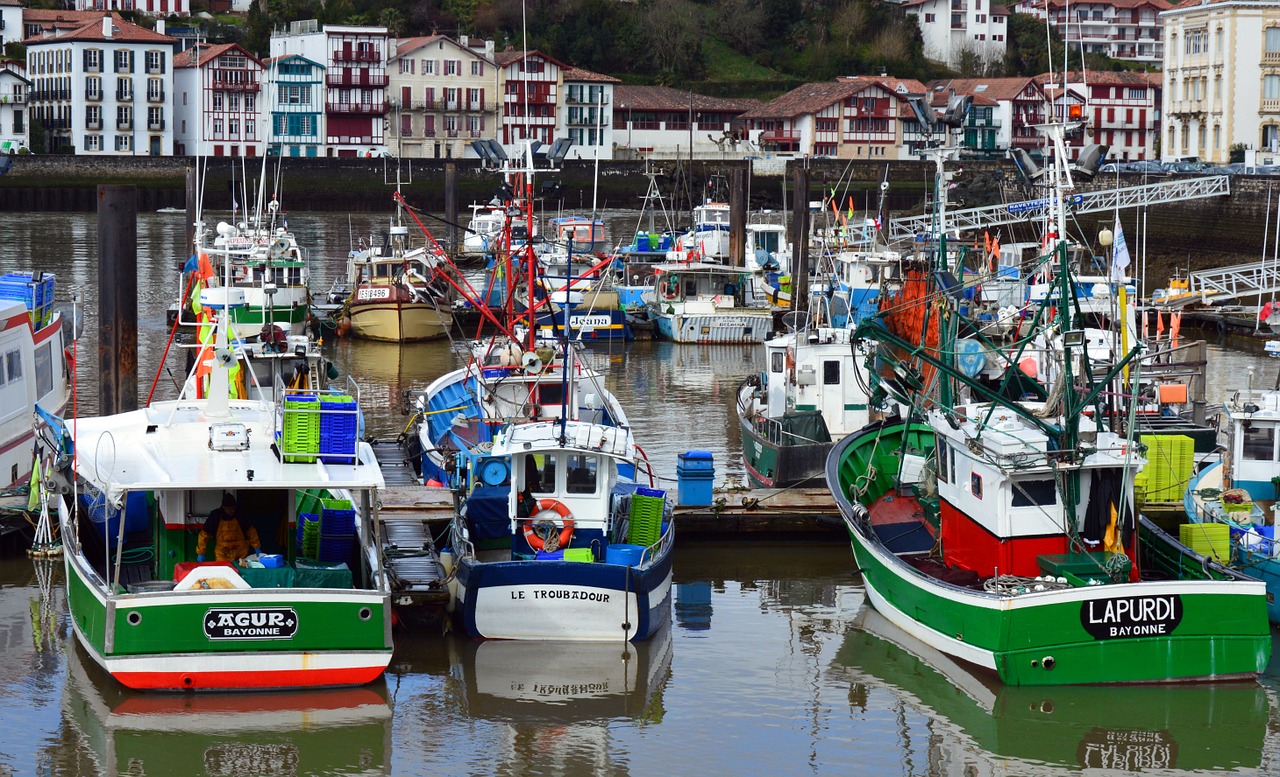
[790,163,811,316]
[98,185,138,415]
[444,162,458,253]
[729,166,746,263]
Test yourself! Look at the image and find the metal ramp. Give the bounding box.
[888,175,1231,243]
[1161,260,1280,308]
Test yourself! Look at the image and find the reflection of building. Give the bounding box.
[1161,0,1275,164]
[25,16,175,156]
[387,34,496,159]
[265,53,325,158]
[173,42,265,157]
[270,20,389,157]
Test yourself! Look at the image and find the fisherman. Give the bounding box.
[196,493,262,562]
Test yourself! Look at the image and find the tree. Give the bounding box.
[29,118,47,155]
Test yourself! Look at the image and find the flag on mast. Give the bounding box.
[1110,215,1130,281]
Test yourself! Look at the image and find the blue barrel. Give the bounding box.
[677,450,715,506]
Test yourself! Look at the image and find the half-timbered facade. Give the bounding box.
[265,54,324,158]
[173,42,264,157]
[495,49,561,152]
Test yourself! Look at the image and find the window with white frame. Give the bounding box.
[246,119,255,138]
[445,59,459,75]
[471,60,484,76]
[422,59,435,74]
[1267,27,1280,53]
[86,105,100,129]
[1267,75,1280,100]
[148,106,162,129]
[245,95,255,112]
[147,77,162,101]
[213,92,224,111]
[86,76,101,100]
[85,134,101,151]
[229,118,239,137]
[114,134,130,151]
[114,50,130,73]
[116,104,131,129]
[399,58,414,74]
[213,117,223,137]
[85,48,101,72]
[145,50,162,73]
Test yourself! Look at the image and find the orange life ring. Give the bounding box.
[522,499,575,551]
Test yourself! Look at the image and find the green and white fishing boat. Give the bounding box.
[36,284,392,692]
[825,115,1270,686]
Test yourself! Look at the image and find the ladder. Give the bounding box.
[888,175,1231,244]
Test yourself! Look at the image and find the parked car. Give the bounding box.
[1099,162,1123,173]
[1161,161,1203,173]
[1125,160,1164,174]
[1202,163,1244,174]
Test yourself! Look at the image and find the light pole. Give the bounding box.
[623,102,632,153]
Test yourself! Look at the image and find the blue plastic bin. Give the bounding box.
[605,544,646,567]
[677,450,715,506]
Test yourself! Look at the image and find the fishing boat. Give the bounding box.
[644,261,774,344]
[461,203,509,259]
[37,282,394,691]
[825,113,1270,685]
[342,200,452,343]
[835,606,1271,772]
[0,272,70,493]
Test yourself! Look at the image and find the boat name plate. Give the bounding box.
[203,607,298,640]
[1079,594,1182,640]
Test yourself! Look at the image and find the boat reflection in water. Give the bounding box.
[61,644,393,776]
[833,607,1274,774]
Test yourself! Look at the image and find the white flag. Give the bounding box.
[1111,215,1130,281]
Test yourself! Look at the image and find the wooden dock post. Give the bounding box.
[98,184,138,415]
[729,166,746,263]
[445,162,458,253]
[790,162,811,316]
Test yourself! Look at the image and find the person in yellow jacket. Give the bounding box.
[196,493,261,562]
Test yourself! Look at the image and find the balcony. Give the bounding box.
[85,90,101,102]
[968,116,1001,128]
[85,119,101,130]
[424,129,436,137]
[470,129,482,138]
[326,101,388,115]
[326,72,388,88]
[332,49,381,64]
[1266,51,1280,65]
[565,94,609,106]
[212,80,260,93]
[148,119,165,131]
[1264,98,1280,114]
[761,130,799,142]
[117,91,133,102]
[147,90,165,103]
[446,129,459,138]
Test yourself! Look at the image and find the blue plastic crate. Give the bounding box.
[319,396,359,464]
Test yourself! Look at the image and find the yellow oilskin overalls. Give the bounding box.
[196,509,262,562]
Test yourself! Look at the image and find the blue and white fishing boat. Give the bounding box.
[644,261,774,344]
[1185,384,1280,623]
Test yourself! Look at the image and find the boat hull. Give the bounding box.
[455,550,674,641]
[653,311,773,344]
[64,550,393,692]
[828,420,1271,686]
[227,288,309,339]
[349,301,451,342]
[738,410,831,489]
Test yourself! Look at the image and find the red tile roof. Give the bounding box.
[928,77,1043,102]
[1034,70,1162,87]
[562,65,620,84]
[174,42,260,69]
[27,16,174,45]
[391,35,445,60]
[740,81,868,120]
[613,84,760,113]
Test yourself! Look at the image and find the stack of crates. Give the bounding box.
[0,272,55,328]
[1137,434,1195,503]
[1181,522,1230,561]
[318,498,356,562]
[628,487,665,547]
[319,394,359,464]
[279,393,320,463]
[296,512,320,557]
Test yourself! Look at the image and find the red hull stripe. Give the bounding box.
[113,665,387,691]
[0,429,34,456]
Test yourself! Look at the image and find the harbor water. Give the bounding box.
[4,211,1280,775]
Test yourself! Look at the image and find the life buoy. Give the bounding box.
[522,499,574,551]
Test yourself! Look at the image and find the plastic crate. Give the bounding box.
[320,498,356,532]
[296,512,321,556]
[280,394,320,463]
[319,395,359,464]
[1180,522,1229,561]
[628,490,665,547]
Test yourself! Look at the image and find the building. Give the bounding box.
[22,8,111,41]
[0,59,27,153]
[1160,0,1280,164]
[270,20,389,157]
[738,78,932,160]
[173,43,265,157]
[560,65,618,160]
[902,0,1010,70]
[1011,0,1168,65]
[494,49,563,153]
[927,77,1047,154]
[25,16,175,155]
[387,34,497,159]
[0,0,23,51]
[611,85,759,160]
[62,0,189,15]
[265,54,324,158]
[1035,71,1160,160]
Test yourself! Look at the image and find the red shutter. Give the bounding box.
[479,89,484,111]
[402,86,411,106]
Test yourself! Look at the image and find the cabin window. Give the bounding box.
[1243,425,1276,460]
[522,454,558,495]
[823,361,840,385]
[565,454,598,494]
[536,384,564,407]
[971,472,983,500]
[685,281,697,296]
[936,440,949,483]
[1011,478,1057,507]
[770,351,784,373]
[35,343,53,398]
[4,349,20,382]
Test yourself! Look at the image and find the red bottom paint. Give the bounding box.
[939,498,1066,577]
[113,665,387,691]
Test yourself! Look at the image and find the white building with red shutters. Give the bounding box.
[173,42,265,157]
[61,0,189,16]
[1036,71,1161,160]
[901,0,1010,70]
[1009,0,1169,65]
[270,20,388,157]
[25,15,175,155]
[387,34,497,159]
[494,49,562,154]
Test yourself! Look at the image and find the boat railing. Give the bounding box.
[273,379,364,465]
[637,512,674,568]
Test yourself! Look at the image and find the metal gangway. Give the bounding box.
[888,175,1231,244]
[1155,260,1280,308]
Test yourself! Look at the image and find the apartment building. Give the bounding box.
[560,66,618,160]
[0,59,27,153]
[611,85,759,160]
[495,49,562,152]
[1011,0,1168,64]
[0,0,22,50]
[63,0,189,15]
[270,21,389,156]
[173,42,265,157]
[25,16,174,155]
[387,34,497,159]
[902,0,1009,70]
[265,54,324,158]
